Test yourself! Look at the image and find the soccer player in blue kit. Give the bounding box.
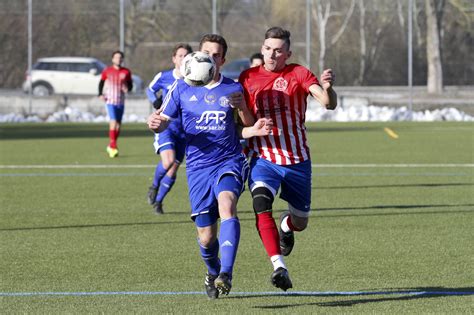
[146,43,193,215]
[147,34,273,299]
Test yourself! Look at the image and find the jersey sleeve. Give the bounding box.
[160,80,180,120]
[298,66,320,93]
[147,72,163,103]
[125,69,132,83]
[100,68,108,81]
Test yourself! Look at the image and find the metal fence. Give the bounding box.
[1,0,473,91]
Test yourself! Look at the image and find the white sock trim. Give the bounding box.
[270,255,287,271]
[281,215,291,233]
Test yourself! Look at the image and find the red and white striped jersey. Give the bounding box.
[239,64,319,165]
[101,66,132,105]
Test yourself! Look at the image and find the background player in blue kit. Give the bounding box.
[147,34,272,299]
[146,43,193,214]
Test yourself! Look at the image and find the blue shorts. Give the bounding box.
[188,154,249,227]
[248,157,312,217]
[106,104,125,122]
[153,129,186,163]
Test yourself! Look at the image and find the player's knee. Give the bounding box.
[252,187,274,214]
[291,216,308,231]
[161,159,175,170]
[197,233,216,248]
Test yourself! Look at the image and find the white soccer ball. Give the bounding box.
[181,52,216,87]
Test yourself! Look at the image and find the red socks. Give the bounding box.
[109,129,119,148]
[255,211,281,257]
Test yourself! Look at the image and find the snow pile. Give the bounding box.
[306,99,473,121]
[1,103,473,123]
[0,107,146,123]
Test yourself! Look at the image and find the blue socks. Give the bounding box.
[199,239,221,276]
[152,162,167,188]
[156,175,176,203]
[198,217,241,277]
[219,217,241,277]
[152,162,176,203]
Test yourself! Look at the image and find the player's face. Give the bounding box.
[173,48,190,70]
[200,41,225,79]
[112,53,123,67]
[250,58,263,68]
[261,38,291,72]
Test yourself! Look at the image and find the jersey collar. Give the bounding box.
[172,69,182,80]
[204,74,223,90]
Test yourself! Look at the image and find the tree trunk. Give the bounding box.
[425,0,444,94]
[357,0,366,85]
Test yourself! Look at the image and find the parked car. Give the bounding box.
[221,58,250,81]
[23,57,143,96]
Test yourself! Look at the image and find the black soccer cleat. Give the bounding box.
[153,202,164,215]
[147,186,158,205]
[279,211,295,256]
[271,267,293,291]
[214,272,232,296]
[204,273,219,299]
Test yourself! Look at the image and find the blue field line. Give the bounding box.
[0,172,471,177]
[1,290,473,297]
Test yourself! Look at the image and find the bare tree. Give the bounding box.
[425,0,445,93]
[355,0,396,85]
[312,0,355,72]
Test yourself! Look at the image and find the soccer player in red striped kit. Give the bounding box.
[239,27,337,291]
[98,50,133,158]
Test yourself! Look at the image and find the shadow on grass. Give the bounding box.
[0,123,382,140]
[232,287,474,309]
[0,124,149,140]
[314,182,474,190]
[0,216,255,232]
[313,203,474,212]
[1,204,472,232]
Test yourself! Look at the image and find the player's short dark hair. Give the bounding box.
[111,50,124,58]
[173,43,193,56]
[250,52,263,62]
[199,34,228,58]
[265,27,291,50]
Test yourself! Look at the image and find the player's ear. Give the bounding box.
[287,50,292,59]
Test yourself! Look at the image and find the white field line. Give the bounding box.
[0,164,473,169]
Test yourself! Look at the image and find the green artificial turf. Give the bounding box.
[0,122,473,313]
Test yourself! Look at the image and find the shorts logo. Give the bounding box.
[196,110,226,124]
[273,77,288,91]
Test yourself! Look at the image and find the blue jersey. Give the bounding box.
[161,76,243,171]
[147,69,183,136]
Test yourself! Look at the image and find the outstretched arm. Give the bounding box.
[238,118,273,139]
[309,69,337,110]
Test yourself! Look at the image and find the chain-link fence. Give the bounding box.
[1,0,473,90]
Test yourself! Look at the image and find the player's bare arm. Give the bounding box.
[309,69,337,110]
[239,118,273,139]
[230,92,255,127]
[147,109,170,133]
